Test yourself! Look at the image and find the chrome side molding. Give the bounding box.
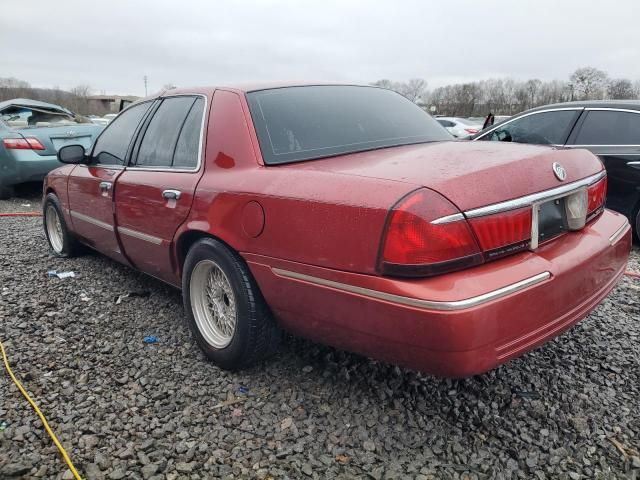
[69,210,114,231]
[272,268,551,312]
[117,226,163,245]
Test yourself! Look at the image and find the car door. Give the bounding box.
[67,101,153,262]
[566,108,640,220]
[113,95,207,284]
[474,109,583,146]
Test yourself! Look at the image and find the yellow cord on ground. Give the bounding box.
[0,340,82,480]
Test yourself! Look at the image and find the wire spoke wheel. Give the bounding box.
[45,204,64,253]
[190,259,237,348]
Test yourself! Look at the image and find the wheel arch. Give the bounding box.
[174,229,241,279]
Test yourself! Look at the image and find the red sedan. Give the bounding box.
[43,84,631,377]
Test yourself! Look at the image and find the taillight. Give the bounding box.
[468,207,532,259]
[464,128,478,134]
[2,138,45,150]
[379,188,483,277]
[587,175,607,215]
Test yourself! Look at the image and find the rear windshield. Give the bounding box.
[247,85,450,164]
[0,105,89,129]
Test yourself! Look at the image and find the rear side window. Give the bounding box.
[480,110,578,145]
[92,102,151,165]
[247,86,450,165]
[135,96,197,168]
[574,110,640,145]
[173,97,205,168]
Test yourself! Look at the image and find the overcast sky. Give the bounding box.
[1,0,639,96]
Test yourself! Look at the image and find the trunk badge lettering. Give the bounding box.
[552,162,566,181]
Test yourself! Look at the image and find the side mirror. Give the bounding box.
[58,144,86,164]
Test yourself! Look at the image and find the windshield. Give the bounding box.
[247,85,451,165]
[0,105,89,129]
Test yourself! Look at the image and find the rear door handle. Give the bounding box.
[162,189,181,200]
[99,181,112,192]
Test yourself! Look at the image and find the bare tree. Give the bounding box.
[397,78,428,103]
[607,79,635,99]
[570,67,608,100]
[371,79,394,90]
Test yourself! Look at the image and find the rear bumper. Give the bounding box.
[0,150,60,187]
[246,209,631,377]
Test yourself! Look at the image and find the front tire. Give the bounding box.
[182,238,280,370]
[43,193,81,257]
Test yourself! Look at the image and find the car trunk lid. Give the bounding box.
[282,141,604,212]
[12,124,103,156]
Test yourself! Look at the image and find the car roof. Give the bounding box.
[0,98,72,114]
[526,99,640,112]
[141,82,382,101]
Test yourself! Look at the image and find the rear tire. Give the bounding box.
[634,206,640,243]
[182,237,281,370]
[0,185,14,200]
[42,193,82,257]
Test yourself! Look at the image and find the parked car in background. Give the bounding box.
[42,84,629,377]
[103,113,118,123]
[436,117,482,138]
[473,101,640,240]
[0,99,104,198]
[88,116,110,126]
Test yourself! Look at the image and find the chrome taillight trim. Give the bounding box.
[272,267,551,311]
[430,213,465,225]
[464,170,606,219]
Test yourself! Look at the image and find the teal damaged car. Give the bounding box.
[0,98,104,198]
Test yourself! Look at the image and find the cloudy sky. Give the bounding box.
[2,0,638,96]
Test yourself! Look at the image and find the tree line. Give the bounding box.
[373,67,640,117]
[2,67,639,118]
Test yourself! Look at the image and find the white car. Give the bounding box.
[436,117,483,138]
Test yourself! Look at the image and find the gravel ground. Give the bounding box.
[0,189,639,480]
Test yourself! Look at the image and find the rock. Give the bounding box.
[176,462,194,473]
[1,463,32,477]
[108,468,126,479]
[301,463,313,476]
[363,440,376,452]
[142,464,159,479]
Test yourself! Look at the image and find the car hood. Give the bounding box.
[281,141,604,211]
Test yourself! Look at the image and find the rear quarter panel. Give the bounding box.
[176,89,414,275]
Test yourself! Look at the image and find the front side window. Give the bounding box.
[92,102,151,165]
[479,110,579,145]
[135,96,197,168]
[247,86,451,165]
[574,110,640,145]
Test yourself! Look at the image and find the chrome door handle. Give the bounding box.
[99,181,112,192]
[162,189,181,200]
